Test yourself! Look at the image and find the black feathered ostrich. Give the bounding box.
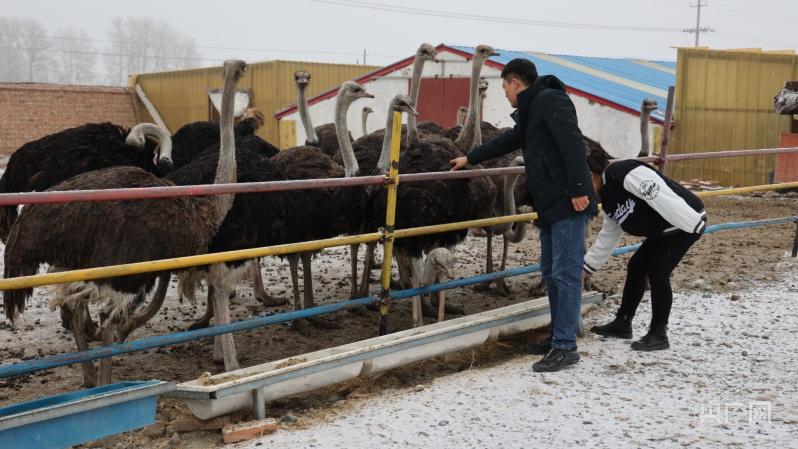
[0,122,173,243]
[268,81,373,333]
[169,107,277,169]
[2,59,247,386]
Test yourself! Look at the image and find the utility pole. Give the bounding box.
[363,49,367,65]
[683,1,713,47]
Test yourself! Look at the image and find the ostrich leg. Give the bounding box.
[288,254,310,335]
[474,232,494,292]
[357,242,376,298]
[494,235,512,296]
[406,255,423,328]
[64,304,97,387]
[349,244,359,299]
[301,252,340,329]
[212,283,240,371]
[97,322,118,385]
[250,259,287,306]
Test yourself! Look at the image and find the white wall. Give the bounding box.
[280,49,658,158]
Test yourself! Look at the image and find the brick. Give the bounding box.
[167,414,233,433]
[222,418,278,444]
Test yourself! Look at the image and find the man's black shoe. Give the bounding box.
[631,324,670,351]
[591,313,633,339]
[532,347,580,372]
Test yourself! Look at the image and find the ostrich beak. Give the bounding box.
[361,92,375,99]
[441,266,455,280]
[491,50,500,57]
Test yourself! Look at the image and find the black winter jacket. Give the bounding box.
[466,75,597,225]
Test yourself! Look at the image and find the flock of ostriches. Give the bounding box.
[0,44,656,387]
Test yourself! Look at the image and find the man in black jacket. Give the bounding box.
[451,58,596,372]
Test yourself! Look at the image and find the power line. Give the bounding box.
[308,0,684,32]
[0,32,403,60]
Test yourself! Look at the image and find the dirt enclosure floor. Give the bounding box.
[0,194,796,448]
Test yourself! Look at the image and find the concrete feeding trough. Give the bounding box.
[0,380,173,449]
[169,292,603,420]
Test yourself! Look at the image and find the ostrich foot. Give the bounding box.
[255,292,288,307]
[528,278,547,298]
[307,315,341,329]
[473,282,492,292]
[290,318,313,336]
[494,278,511,297]
[422,297,465,318]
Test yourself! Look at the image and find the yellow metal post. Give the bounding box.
[378,111,403,335]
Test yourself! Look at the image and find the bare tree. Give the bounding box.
[103,17,201,86]
[53,28,97,85]
[0,17,52,83]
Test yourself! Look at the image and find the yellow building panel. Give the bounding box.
[131,61,378,150]
[669,48,797,186]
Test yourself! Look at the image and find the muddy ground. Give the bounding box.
[0,194,795,448]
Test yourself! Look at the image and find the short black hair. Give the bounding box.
[501,58,538,86]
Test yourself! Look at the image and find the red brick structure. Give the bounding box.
[0,83,151,156]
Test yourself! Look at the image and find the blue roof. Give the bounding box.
[450,45,675,122]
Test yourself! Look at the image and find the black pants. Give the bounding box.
[618,231,701,327]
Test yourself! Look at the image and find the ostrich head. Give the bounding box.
[426,248,456,281]
[126,123,174,175]
[338,81,374,105]
[474,44,499,61]
[478,77,489,94]
[416,43,440,63]
[294,71,311,87]
[642,98,658,115]
[391,95,418,116]
[241,108,265,130]
[223,59,247,83]
[363,106,374,116]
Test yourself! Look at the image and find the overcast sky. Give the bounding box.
[5,0,797,67]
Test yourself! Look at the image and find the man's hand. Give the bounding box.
[450,156,468,171]
[571,195,589,211]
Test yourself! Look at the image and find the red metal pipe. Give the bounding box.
[0,147,796,207]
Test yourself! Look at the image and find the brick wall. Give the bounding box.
[0,83,151,156]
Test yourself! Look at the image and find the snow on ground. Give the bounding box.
[239,256,798,449]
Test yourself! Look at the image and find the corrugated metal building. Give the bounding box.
[276,44,675,159]
[670,48,798,186]
[130,60,379,148]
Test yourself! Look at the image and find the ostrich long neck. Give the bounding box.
[475,89,486,146]
[406,56,427,147]
[455,56,485,151]
[211,68,239,229]
[503,159,528,243]
[335,92,359,177]
[377,102,399,172]
[298,82,318,145]
[361,110,370,136]
[128,123,173,162]
[640,109,651,156]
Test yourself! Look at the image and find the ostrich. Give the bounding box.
[361,106,373,136]
[637,98,658,158]
[294,71,355,158]
[166,146,309,370]
[169,107,278,169]
[2,59,247,386]
[0,122,173,243]
[270,81,373,332]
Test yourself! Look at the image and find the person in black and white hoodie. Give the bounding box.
[582,147,707,351]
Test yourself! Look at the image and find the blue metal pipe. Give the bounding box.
[0,215,795,379]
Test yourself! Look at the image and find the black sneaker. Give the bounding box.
[525,337,551,355]
[591,313,633,339]
[532,347,580,372]
[631,325,670,351]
